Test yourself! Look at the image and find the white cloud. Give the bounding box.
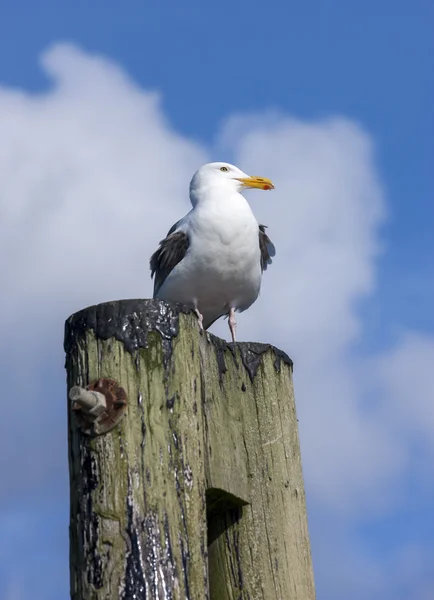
[1,43,433,600]
[374,333,434,450]
[0,44,206,514]
[1,43,206,341]
[213,113,404,515]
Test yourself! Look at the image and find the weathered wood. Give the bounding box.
[65,299,315,600]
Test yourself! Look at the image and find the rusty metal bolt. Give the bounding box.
[69,378,128,436]
[70,387,106,416]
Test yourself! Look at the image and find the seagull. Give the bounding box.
[150,162,275,342]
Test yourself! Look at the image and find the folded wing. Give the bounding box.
[150,222,190,296]
[259,224,276,271]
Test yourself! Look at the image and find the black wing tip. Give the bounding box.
[259,223,276,270]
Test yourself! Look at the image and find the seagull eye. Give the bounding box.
[220,166,229,172]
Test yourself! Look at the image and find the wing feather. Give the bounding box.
[259,224,275,271]
[150,226,189,296]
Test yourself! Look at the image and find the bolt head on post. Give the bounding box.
[69,378,128,436]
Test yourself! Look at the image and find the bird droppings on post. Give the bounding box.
[236,342,293,382]
[65,299,191,366]
[273,347,294,373]
[184,465,193,491]
[209,335,293,384]
[123,475,147,599]
[173,465,194,600]
[123,471,181,600]
[65,299,292,389]
[210,336,229,386]
[78,445,103,589]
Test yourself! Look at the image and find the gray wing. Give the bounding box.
[259,224,276,271]
[150,221,190,296]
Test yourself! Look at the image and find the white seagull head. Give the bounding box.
[189,162,274,206]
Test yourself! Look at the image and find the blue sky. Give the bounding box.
[0,2,432,599]
[2,0,432,340]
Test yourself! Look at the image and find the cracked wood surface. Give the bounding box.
[65,299,315,600]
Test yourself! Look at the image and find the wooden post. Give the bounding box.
[64,299,315,600]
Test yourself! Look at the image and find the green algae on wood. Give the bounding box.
[65,299,315,600]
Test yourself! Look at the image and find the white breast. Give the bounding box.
[157,192,263,327]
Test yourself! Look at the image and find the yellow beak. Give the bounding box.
[236,176,275,191]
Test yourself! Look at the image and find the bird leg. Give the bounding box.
[228,308,237,343]
[194,308,204,332]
